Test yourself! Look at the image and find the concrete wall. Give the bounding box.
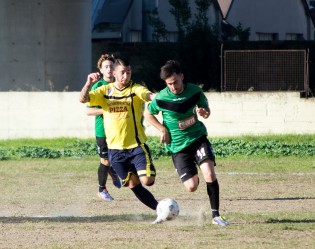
[0,0,91,91]
[0,92,314,140]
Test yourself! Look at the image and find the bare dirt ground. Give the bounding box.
[0,160,314,249]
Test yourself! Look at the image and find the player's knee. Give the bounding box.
[184,177,199,192]
[100,158,109,166]
[186,185,198,192]
[140,176,155,186]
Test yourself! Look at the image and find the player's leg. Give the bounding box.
[196,136,229,226]
[96,137,113,201]
[129,174,158,210]
[172,149,199,192]
[108,147,158,211]
[129,144,158,210]
[132,143,156,187]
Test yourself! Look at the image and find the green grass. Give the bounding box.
[0,135,314,248]
[1,154,315,248]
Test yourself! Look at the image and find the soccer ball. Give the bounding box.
[156,198,179,222]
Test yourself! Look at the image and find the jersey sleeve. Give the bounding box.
[87,81,103,108]
[89,85,106,108]
[197,90,209,109]
[133,84,151,102]
[147,97,160,115]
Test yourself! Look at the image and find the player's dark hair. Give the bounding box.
[114,57,130,69]
[160,60,182,80]
[97,53,115,70]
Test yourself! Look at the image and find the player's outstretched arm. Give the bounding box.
[79,73,100,103]
[144,107,170,145]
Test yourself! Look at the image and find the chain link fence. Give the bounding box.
[222,49,309,95]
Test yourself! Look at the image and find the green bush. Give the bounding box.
[15,146,62,159]
[0,136,314,161]
[0,147,11,160]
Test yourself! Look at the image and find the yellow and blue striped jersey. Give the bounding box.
[89,82,151,149]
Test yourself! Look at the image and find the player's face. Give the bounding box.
[100,60,114,81]
[113,65,132,89]
[165,73,184,95]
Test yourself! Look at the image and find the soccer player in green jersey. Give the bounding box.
[144,60,229,226]
[86,54,121,201]
[80,57,159,218]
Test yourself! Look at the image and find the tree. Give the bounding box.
[168,0,191,41]
[194,0,211,28]
[146,8,168,42]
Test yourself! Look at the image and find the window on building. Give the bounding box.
[130,30,141,42]
[256,32,279,41]
[285,33,304,41]
[166,32,178,42]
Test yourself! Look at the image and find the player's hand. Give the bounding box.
[86,72,100,86]
[160,128,170,145]
[196,107,210,119]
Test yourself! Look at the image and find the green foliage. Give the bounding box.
[15,146,62,159]
[0,147,11,160]
[212,138,315,157]
[0,136,314,160]
[62,140,96,157]
[169,0,191,40]
[147,137,170,159]
[146,8,168,42]
[235,22,251,42]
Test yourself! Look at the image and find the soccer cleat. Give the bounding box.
[98,190,114,201]
[109,166,121,188]
[212,216,229,226]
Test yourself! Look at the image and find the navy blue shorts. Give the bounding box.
[108,144,156,186]
[96,137,108,159]
[171,135,216,182]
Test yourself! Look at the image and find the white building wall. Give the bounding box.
[0,92,314,140]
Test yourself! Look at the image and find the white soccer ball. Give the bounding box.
[156,198,179,222]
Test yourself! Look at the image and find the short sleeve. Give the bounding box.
[147,98,160,115]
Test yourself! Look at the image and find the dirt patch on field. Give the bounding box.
[1,161,314,249]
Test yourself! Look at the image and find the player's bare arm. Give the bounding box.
[144,107,170,144]
[146,92,156,101]
[86,107,103,116]
[196,107,211,119]
[79,72,100,103]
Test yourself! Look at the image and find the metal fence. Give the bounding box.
[222,49,308,94]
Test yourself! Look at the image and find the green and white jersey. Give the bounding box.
[148,83,208,153]
[87,79,111,138]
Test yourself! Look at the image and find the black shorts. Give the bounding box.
[108,144,156,187]
[171,135,216,182]
[96,137,109,159]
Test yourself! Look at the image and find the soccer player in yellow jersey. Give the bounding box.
[80,57,159,214]
[86,53,121,202]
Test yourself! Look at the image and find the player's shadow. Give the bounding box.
[234,197,315,201]
[266,218,315,224]
[0,214,156,224]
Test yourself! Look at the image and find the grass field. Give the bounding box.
[0,151,314,249]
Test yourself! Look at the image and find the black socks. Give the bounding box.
[98,163,109,192]
[207,179,220,218]
[131,184,158,210]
